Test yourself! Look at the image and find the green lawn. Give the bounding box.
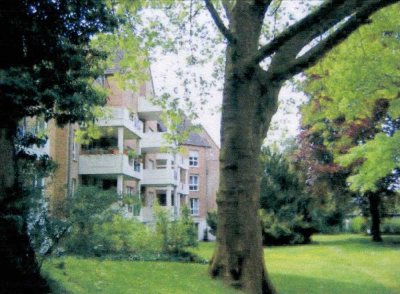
[43,234,400,294]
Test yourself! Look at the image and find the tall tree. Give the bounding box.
[0,1,117,292]
[301,5,400,242]
[200,1,400,293]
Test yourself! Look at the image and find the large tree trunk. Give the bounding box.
[0,128,49,293]
[209,32,280,292]
[208,3,281,293]
[368,192,382,242]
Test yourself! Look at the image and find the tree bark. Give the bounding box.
[0,128,49,293]
[209,19,280,290]
[368,192,382,242]
[209,87,278,293]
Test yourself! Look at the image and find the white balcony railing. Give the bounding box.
[141,168,176,186]
[79,153,142,180]
[140,132,175,153]
[177,182,189,195]
[97,107,143,138]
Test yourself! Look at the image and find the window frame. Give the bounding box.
[189,151,199,167]
[189,174,199,191]
[190,198,199,216]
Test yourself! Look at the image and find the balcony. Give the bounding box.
[97,107,143,139]
[176,153,189,170]
[177,182,189,195]
[140,132,175,153]
[141,168,177,186]
[79,153,142,180]
[138,96,162,121]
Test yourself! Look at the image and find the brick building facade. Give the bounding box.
[30,68,219,239]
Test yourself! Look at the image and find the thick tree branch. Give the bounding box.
[204,0,235,43]
[249,0,400,67]
[271,1,400,81]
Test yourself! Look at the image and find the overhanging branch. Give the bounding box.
[204,0,235,43]
[271,1,400,81]
[249,0,400,68]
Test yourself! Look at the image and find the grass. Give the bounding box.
[43,258,240,294]
[43,234,400,293]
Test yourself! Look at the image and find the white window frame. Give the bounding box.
[189,175,199,191]
[189,151,199,167]
[190,198,199,216]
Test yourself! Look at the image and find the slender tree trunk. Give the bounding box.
[0,127,49,293]
[368,193,382,242]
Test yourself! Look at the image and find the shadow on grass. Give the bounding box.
[271,272,395,294]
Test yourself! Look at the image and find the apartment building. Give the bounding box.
[184,128,219,240]
[27,68,220,237]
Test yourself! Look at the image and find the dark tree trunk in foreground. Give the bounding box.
[204,0,399,293]
[368,193,382,242]
[209,58,281,292]
[0,128,49,293]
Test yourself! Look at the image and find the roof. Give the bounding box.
[157,117,211,148]
[185,132,210,148]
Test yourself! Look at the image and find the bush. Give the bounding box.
[63,186,119,255]
[259,210,315,245]
[381,218,400,234]
[153,203,198,254]
[92,214,160,255]
[259,148,316,245]
[312,208,345,234]
[63,186,198,258]
[348,216,369,234]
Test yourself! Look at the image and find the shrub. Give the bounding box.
[312,208,345,234]
[381,218,400,234]
[63,186,119,255]
[92,214,160,255]
[153,203,198,254]
[348,216,369,234]
[259,210,315,245]
[63,186,198,258]
[259,147,316,245]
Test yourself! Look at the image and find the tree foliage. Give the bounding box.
[0,1,118,291]
[260,147,315,245]
[302,4,400,193]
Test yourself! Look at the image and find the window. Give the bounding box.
[156,159,167,169]
[189,175,199,191]
[189,151,199,167]
[190,198,199,215]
